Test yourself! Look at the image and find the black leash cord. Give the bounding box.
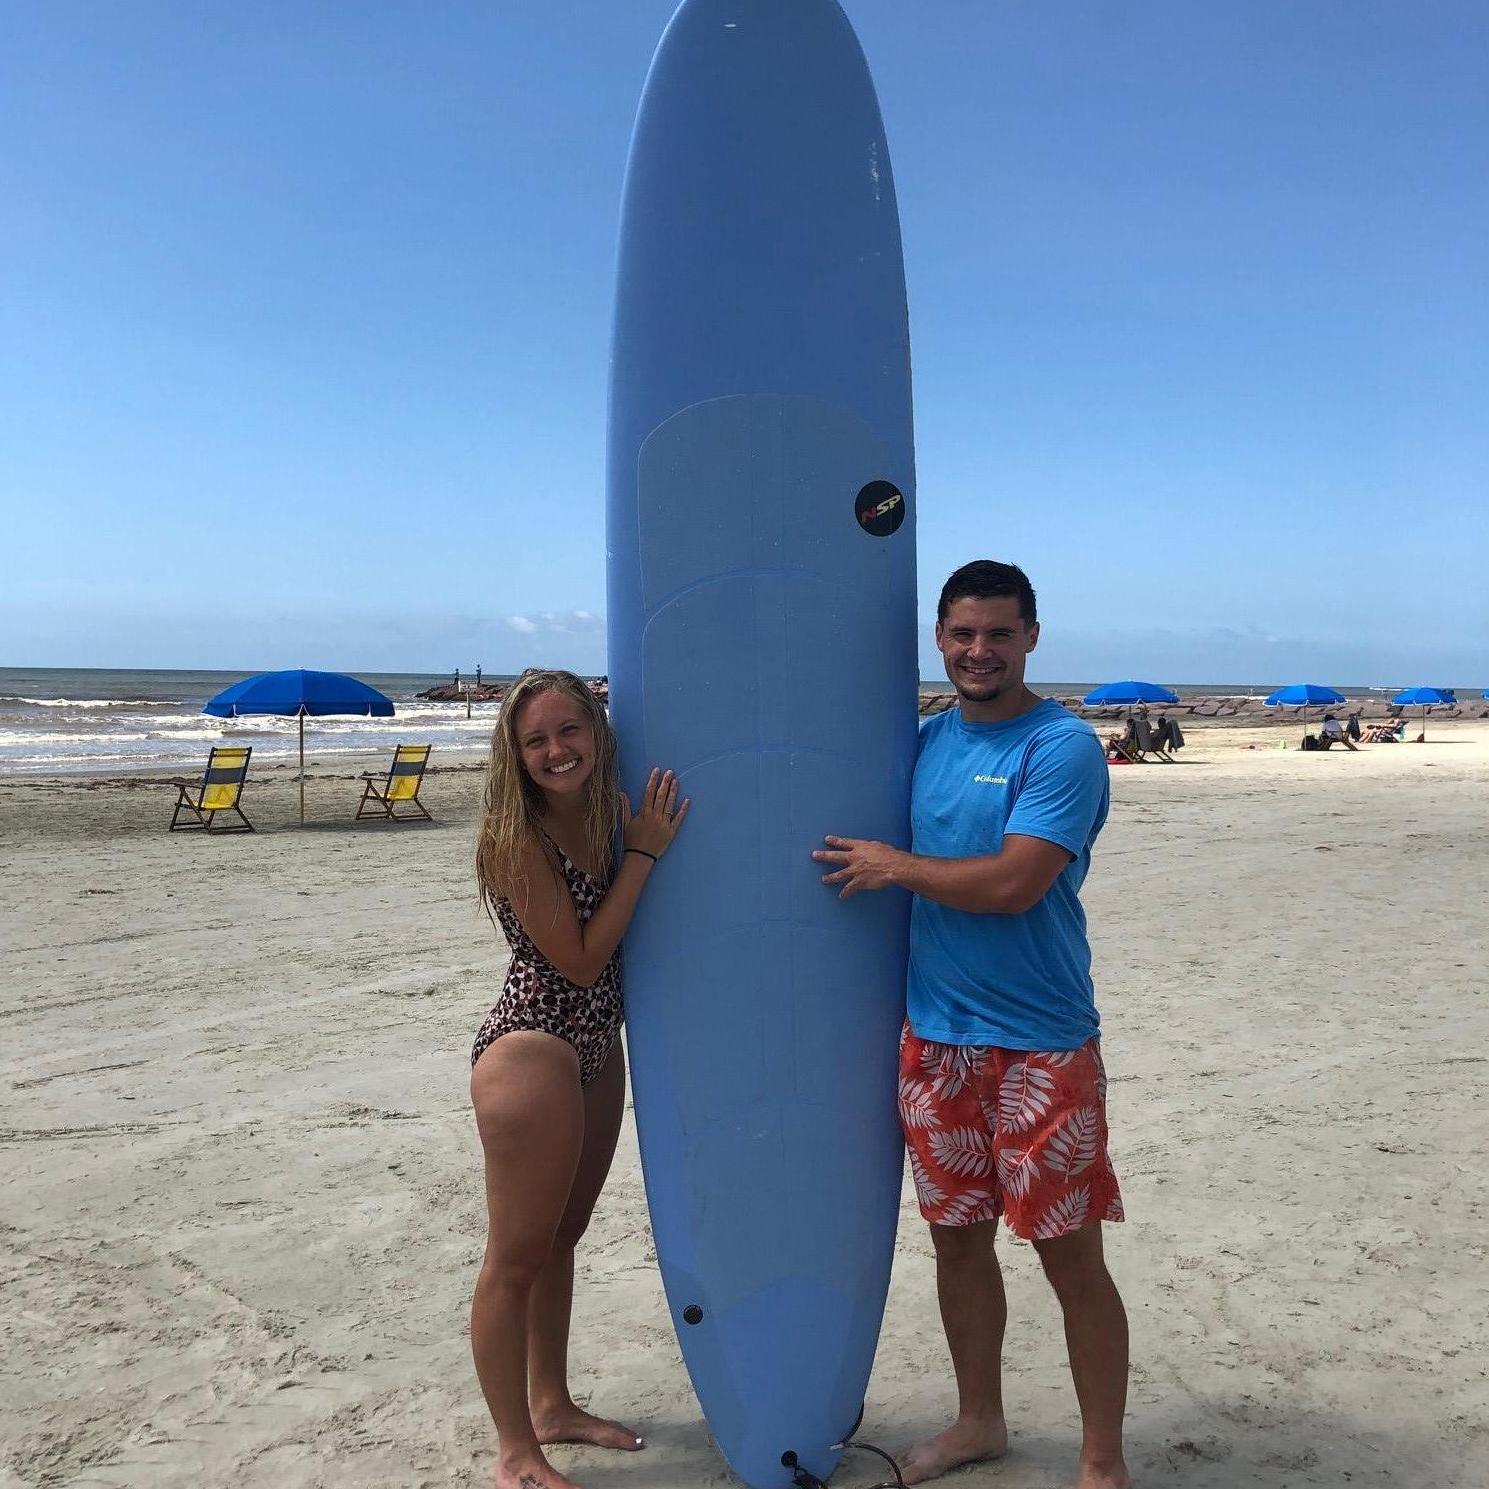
[827,1433,907,1489]
[783,1406,906,1489]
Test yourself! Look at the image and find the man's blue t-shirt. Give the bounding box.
[908,698,1109,1051]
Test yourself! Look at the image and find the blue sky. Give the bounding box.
[3,0,1485,685]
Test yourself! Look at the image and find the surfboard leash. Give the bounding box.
[832,1436,907,1489]
[833,1404,906,1489]
[780,1431,906,1489]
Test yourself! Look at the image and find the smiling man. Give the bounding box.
[814,560,1130,1489]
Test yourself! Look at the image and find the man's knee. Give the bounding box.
[1032,1222,1110,1301]
[929,1218,998,1267]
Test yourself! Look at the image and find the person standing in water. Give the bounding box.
[470,668,689,1489]
[815,561,1130,1489]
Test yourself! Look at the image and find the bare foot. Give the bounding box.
[532,1403,645,1452]
[900,1418,1008,1485]
[494,1448,583,1489]
[1074,1459,1131,1489]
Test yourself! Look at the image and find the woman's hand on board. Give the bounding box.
[621,768,690,859]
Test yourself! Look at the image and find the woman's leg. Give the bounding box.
[527,1041,644,1450]
[470,1031,586,1489]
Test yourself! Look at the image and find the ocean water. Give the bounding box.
[0,667,1407,776]
[0,667,510,776]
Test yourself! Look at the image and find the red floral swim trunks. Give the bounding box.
[898,1022,1124,1241]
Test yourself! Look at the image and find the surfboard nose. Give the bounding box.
[663,0,860,40]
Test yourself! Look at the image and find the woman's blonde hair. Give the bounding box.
[475,668,620,910]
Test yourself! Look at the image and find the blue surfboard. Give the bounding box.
[606,3,917,1484]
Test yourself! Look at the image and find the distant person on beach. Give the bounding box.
[1104,716,1138,761]
[1320,713,1358,751]
[468,668,689,1489]
[1155,713,1185,754]
[814,560,1131,1489]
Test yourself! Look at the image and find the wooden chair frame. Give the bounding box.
[169,746,255,833]
[356,744,432,822]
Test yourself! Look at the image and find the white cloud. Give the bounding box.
[504,610,606,636]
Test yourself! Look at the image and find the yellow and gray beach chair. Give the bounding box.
[355,744,432,822]
[168,746,254,833]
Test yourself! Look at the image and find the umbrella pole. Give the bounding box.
[299,712,306,825]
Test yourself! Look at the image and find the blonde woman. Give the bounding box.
[470,668,688,1489]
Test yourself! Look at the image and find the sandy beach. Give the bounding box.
[3,723,1487,1489]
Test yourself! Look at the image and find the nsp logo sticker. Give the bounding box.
[854,480,907,537]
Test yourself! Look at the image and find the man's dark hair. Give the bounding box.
[937,560,1037,625]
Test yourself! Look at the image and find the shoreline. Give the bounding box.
[4,691,1484,782]
[8,716,1485,797]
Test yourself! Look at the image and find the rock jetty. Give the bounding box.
[416,676,609,704]
[416,683,506,702]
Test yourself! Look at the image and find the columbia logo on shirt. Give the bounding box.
[973,774,1009,785]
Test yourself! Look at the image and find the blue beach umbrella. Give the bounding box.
[1391,686,1456,742]
[1082,680,1181,708]
[1265,683,1347,744]
[1265,683,1347,707]
[204,669,395,823]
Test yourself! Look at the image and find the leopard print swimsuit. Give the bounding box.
[470,836,622,1086]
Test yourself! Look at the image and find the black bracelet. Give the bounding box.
[625,847,658,863]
